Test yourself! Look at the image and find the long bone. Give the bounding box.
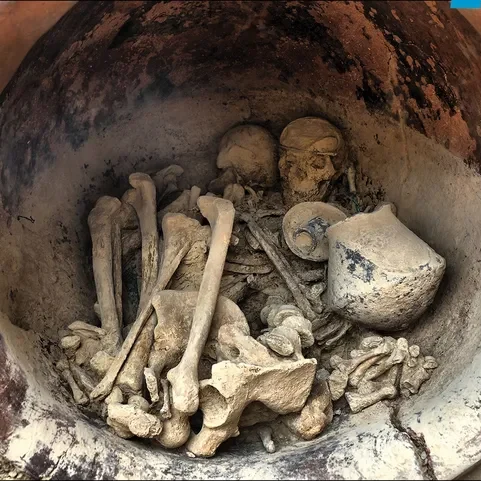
[240,214,328,329]
[90,213,193,401]
[89,215,229,403]
[88,196,123,355]
[116,174,159,394]
[112,190,139,325]
[126,173,159,306]
[167,197,235,415]
[146,290,249,449]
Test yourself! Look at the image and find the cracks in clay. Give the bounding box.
[389,404,437,481]
[43,437,77,480]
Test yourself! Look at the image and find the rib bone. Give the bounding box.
[241,214,328,329]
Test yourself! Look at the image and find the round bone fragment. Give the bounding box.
[267,304,301,328]
[409,345,421,358]
[60,335,81,358]
[89,350,114,377]
[265,326,301,357]
[283,202,346,262]
[282,315,314,348]
[279,117,346,206]
[423,356,438,370]
[217,124,278,187]
[128,395,150,412]
[326,205,446,331]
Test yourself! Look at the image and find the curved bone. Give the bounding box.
[186,359,316,457]
[167,197,235,415]
[88,196,123,355]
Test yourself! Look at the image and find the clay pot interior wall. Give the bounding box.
[1,1,481,479]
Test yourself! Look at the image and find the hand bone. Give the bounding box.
[345,382,398,414]
[57,360,88,405]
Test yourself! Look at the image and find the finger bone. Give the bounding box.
[61,368,88,405]
[258,425,276,453]
[144,367,160,403]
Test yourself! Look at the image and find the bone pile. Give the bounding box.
[328,336,438,413]
[56,117,443,457]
